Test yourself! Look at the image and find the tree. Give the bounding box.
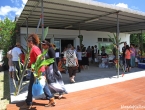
[0,17,16,65]
[0,18,16,48]
[108,33,124,77]
[130,33,145,55]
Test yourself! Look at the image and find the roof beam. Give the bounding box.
[18,0,41,26]
[96,22,145,31]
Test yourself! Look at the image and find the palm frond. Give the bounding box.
[31,50,54,78]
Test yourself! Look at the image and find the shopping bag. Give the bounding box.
[32,76,46,97]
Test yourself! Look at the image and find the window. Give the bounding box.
[98,38,102,42]
[103,38,108,42]
[109,38,114,42]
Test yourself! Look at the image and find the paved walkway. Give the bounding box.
[7,77,145,110]
[6,65,145,109]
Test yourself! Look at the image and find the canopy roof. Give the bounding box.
[16,0,145,33]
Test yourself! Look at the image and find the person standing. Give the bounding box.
[21,34,55,109]
[125,45,132,72]
[86,46,91,62]
[11,42,22,80]
[64,44,79,83]
[130,44,135,67]
[91,46,94,63]
[41,40,67,99]
[7,46,14,78]
[82,47,89,69]
[122,42,127,65]
[94,45,98,57]
[135,45,140,67]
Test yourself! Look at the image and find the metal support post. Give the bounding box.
[141,30,143,56]
[116,12,120,78]
[26,18,28,38]
[79,23,80,35]
[35,18,41,34]
[41,0,44,41]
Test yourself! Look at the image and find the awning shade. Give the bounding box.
[17,0,145,33]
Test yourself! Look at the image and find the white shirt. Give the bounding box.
[94,47,98,53]
[76,52,82,60]
[11,47,22,61]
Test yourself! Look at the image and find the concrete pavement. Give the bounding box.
[9,65,145,103]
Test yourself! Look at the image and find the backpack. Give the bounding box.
[66,50,77,67]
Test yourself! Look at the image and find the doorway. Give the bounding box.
[61,39,74,52]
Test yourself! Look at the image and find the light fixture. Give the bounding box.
[64,25,73,29]
[85,18,99,23]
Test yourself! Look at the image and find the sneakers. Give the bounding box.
[20,102,32,109]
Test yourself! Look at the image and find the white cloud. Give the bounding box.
[0,6,20,16]
[115,3,128,8]
[0,0,28,17]
[22,0,28,4]
[11,0,20,6]
[16,0,28,15]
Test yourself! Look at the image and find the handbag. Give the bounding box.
[32,76,45,96]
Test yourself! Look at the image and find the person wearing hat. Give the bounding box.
[11,42,22,80]
[41,40,67,99]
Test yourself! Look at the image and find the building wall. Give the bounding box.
[20,27,130,51]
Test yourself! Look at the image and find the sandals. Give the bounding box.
[58,95,63,99]
[70,79,75,83]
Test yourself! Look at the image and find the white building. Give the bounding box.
[20,27,130,53]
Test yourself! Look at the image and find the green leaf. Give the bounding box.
[34,50,48,71]
[31,64,35,69]
[44,27,49,39]
[33,73,38,77]
[119,42,124,45]
[37,58,54,70]
[108,35,115,44]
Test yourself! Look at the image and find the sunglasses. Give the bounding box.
[42,44,46,46]
[27,40,32,42]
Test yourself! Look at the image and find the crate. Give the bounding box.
[138,63,145,69]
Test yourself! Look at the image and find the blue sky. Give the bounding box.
[0,0,145,20]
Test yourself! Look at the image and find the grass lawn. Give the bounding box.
[0,71,10,110]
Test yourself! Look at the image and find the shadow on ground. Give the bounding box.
[61,64,144,84]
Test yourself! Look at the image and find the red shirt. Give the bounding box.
[30,45,45,72]
[125,50,131,59]
[21,53,25,64]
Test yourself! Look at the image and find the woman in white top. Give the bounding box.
[7,46,14,78]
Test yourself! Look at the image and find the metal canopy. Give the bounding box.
[17,0,145,33]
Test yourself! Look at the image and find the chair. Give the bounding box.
[108,55,115,68]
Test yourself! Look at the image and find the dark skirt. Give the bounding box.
[82,57,89,65]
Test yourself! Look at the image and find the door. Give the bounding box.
[54,39,61,52]
[61,39,74,52]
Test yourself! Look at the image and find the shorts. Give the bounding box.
[9,66,15,72]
